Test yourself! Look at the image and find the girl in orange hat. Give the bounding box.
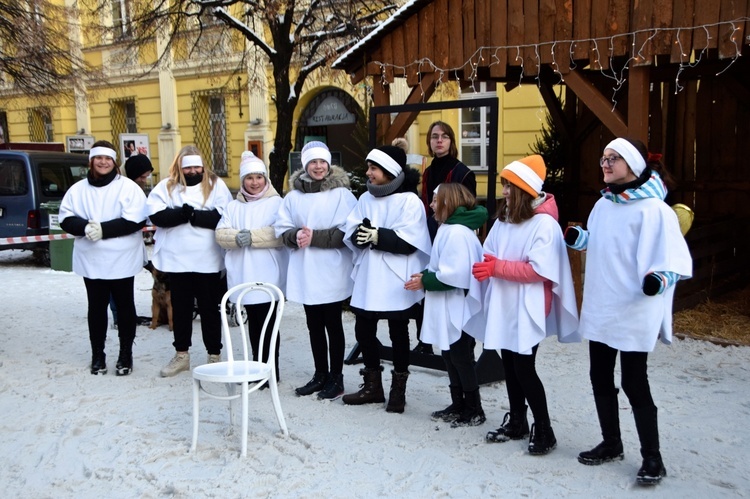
[471,154,579,455]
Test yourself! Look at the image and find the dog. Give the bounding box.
[145,261,173,331]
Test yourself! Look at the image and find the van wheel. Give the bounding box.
[33,248,50,267]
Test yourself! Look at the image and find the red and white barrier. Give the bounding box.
[1,226,156,247]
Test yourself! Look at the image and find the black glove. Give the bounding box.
[564,226,582,246]
[182,203,195,223]
[642,273,664,296]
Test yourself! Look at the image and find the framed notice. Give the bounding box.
[119,133,150,162]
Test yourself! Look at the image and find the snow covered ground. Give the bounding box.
[1,249,749,498]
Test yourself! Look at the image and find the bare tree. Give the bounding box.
[91,0,396,192]
[0,1,94,98]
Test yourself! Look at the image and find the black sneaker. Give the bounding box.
[318,373,344,400]
[91,353,107,375]
[115,351,133,376]
[412,341,434,355]
[136,316,152,326]
[295,372,328,396]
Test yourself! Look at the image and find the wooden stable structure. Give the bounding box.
[333,0,750,307]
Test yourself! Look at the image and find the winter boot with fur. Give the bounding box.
[385,370,410,413]
[634,406,667,485]
[342,366,385,405]
[431,385,464,422]
[578,392,624,465]
[528,421,557,455]
[486,405,530,443]
[451,389,487,427]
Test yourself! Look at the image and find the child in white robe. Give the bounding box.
[472,154,579,455]
[405,183,487,426]
[566,138,692,485]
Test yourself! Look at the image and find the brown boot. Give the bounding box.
[385,370,410,413]
[342,366,385,405]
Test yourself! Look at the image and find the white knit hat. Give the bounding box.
[301,141,332,172]
[239,151,267,179]
[605,138,647,177]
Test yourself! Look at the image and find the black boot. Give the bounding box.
[412,341,434,355]
[91,351,107,375]
[451,389,487,427]
[295,371,328,396]
[342,366,385,405]
[385,370,410,413]
[431,385,464,422]
[115,348,133,376]
[317,373,344,400]
[634,406,667,485]
[486,405,529,443]
[578,392,624,465]
[528,422,557,455]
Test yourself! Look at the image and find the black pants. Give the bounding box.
[441,332,478,392]
[501,345,550,425]
[245,301,281,379]
[588,340,655,410]
[355,315,410,373]
[83,276,136,355]
[169,271,223,355]
[303,301,345,376]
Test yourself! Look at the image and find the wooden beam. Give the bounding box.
[564,69,628,137]
[372,77,391,145]
[384,73,439,145]
[539,80,571,143]
[627,65,649,142]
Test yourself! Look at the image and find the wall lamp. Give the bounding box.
[161,123,172,130]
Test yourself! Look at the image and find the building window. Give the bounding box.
[111,0,131,38]
[0,111,8,144]
[459,82,495,171]
[192,90,229,176]
[110,97,137,145]
[28,107,53,142]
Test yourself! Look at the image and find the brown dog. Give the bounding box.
[145,262,173,331]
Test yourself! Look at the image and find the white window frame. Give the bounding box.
[459,82,495,171]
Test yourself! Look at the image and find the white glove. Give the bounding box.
[356,225,378,245]
[84,221,103,242]
[235,230,252,247]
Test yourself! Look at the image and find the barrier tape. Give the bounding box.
[1,226,156,246]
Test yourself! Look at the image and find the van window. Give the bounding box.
[0,159,28,196]
[39,162,88,197]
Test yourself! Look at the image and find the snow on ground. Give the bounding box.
[1,249,749,498]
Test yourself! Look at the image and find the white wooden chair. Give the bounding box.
[191,282,287,457]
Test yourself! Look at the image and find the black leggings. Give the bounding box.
[303,301,345,376]
[441,332,478,392]
[83,276,136,354]
[355,315,410,373]
[245,302,281,379]
[501,345,550,425]
[169,271,223,355]
[588,340,655,409]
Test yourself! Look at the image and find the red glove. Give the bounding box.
[472,260,495,281]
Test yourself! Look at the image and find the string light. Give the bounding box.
[369,18,748,104]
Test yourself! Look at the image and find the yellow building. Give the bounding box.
[0,1,546,195]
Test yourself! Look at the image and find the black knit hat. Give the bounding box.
[366,145,407,178]
[124,154,154,181]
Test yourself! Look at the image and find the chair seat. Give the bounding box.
[193,361,271,383]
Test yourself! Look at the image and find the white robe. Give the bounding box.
[579,197,692,352]
[344,191,431,312]
[274,187,356,305]
[217,196,288,305]
[146,178,232,273]
[59,175,147,280]
[420,223,484,351]
[470,213,580,354]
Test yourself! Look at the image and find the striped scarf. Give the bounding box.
[601,171,667,204]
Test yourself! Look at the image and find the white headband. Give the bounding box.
[89,147,117,161]
[605,138,647,177]
[301,146,332,171]
[504,160,544,195]
[366,149,402,177]
[181,155,203,168]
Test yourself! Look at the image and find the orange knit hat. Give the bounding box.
[500,154,547,197]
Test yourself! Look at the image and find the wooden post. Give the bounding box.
[627,65,650,142]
